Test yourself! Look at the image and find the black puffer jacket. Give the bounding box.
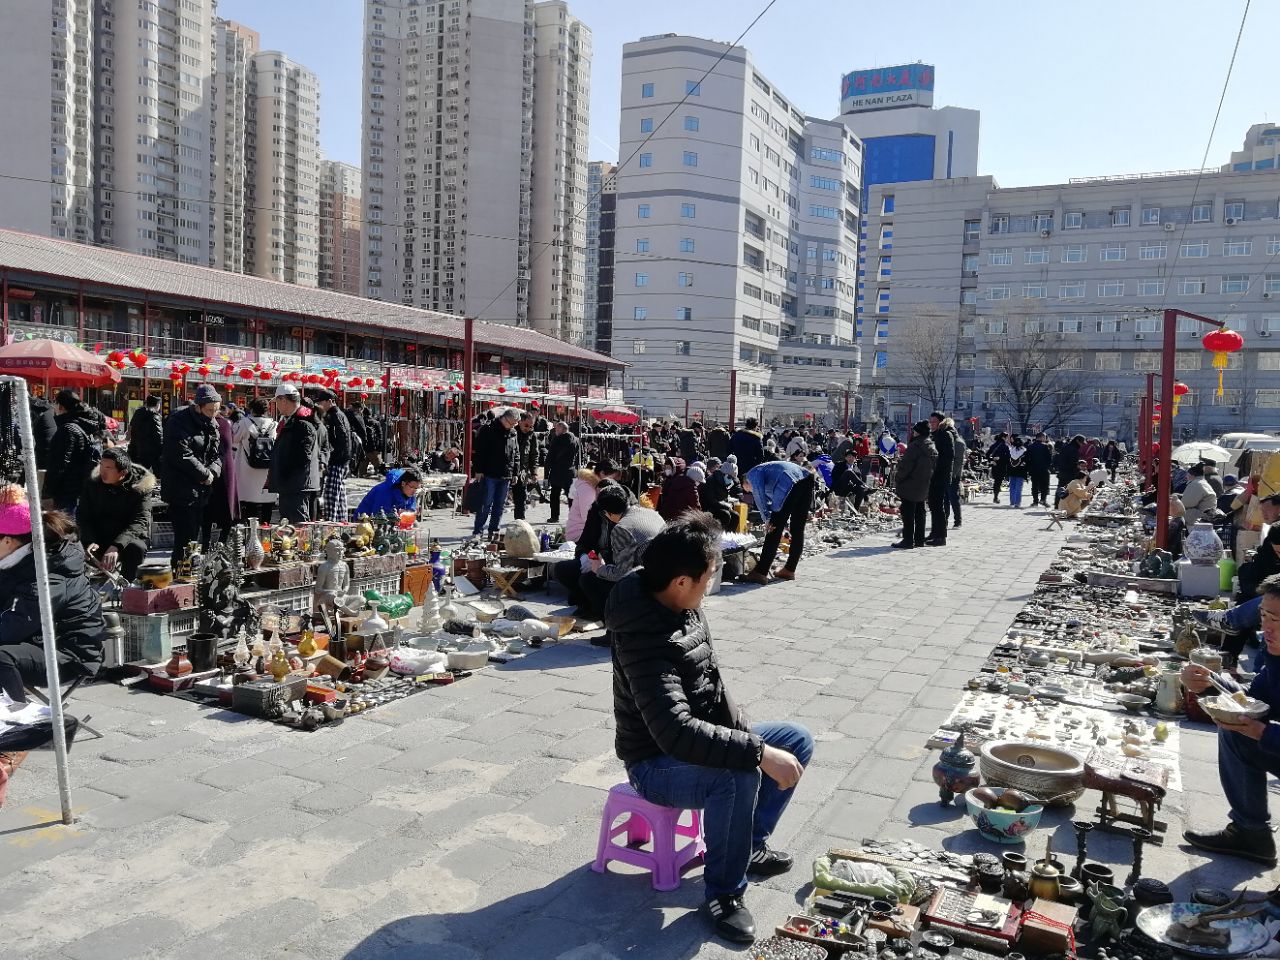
[545,430,580,486]
[45,409,100,503]
[606,571,763,770]
[160,405,221,507]
[515,426,540,478]
[269,405,322,495]
[0,539,105,677]
[471,418,517,479]
[77,464,156,555]
[127,406,164,469]
[324,405,353,469]
[30,397,57,470]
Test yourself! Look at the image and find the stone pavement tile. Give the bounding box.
[793,763,845,808]
[185,774,315,823]
[815,790,897,842]
[396,792,523,847]
[843,756,923,797]
[224,806,327,843]
[485,915,603,960]
[374,716,470,751]
[833,711,896,741]
[437,838,525,884]
[543,725,616,762]
[575,688,617,714]
[795,692,870,722]
[530,706,610,738]
[856,689,911,716]
[295,781,379,815]
[492,756,575,797]
[440,690,530,723]
[874,728,932,762]
[453,709,542,743]
[171,898,321,960]
[380,737,472,773]
[467,731,559,765]
[504,687,594,718]
[195,756,281,791]
[518,780,608,828]
[808,733,872,769]
[61,916,177,960]
[86,764,224,805]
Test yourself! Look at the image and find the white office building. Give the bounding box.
[530,1,591,343]
[212,19,260,274]
[612,35,861,422]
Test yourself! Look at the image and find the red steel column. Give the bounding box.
[1155,310,1175,548]
[462,316,475,478]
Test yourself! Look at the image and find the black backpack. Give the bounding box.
[245,417,274,470]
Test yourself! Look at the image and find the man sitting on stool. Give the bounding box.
[1181,573,1280,868]
[77,449,155,581]
[608,512,812,944]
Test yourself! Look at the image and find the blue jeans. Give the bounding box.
[472,477,510,535]
[1008,476,1025,507]
[1219,725,1280,830]
[627,721,813,900]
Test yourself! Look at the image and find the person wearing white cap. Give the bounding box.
[269,384,322,523]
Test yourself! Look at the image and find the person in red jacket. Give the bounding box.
[657,457,700,521]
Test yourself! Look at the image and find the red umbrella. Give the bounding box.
[0,339,121,386]
[589,405,640,426]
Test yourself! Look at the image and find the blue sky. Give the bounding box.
[218,0,1276,188]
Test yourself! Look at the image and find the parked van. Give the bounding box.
[1217,432,1280,472]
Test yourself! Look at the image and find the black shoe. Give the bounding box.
[705,895,756,944]
[1183,823,1278,866]
[746,844,793,878]
[589,634,612,648]
[891,540,913,549]
[928,539,947,546]
[952,521,962,529]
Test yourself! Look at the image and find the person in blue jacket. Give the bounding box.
[1181,573,1280,868]
[741,460,815,584]
[355,467,422,517]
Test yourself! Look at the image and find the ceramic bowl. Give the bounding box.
[964,787,1044,844]
[1199,694,1270,725]
[463,599,505,622]
[979,741,1085,807]
[447,648,490,670]
[1116,693,1153,713]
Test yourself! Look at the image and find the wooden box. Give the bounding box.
[1018,898,1077,955]
[122,583,196,615]
[253,563,315,590]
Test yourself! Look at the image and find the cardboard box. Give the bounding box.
[122,583,196,614]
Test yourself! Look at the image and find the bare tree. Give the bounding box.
[898,308,961,411]
[986,331,1088,434]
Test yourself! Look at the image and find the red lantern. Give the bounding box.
[1203,328,1245,397]
[487,400,496,408]
[497,385,506,394]
[365,377,375,388]
[520,386,529,393]
[1172,381,1190,417]
[530,400,540,408]
[258,370,271,381]
[169,372,182,383]
[239,368,254,380]
[222,362,236,376]
[197,364,211,377]
[360,392,369,400]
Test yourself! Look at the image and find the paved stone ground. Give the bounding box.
[0,500,1273,959]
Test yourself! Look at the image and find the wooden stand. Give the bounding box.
[1084,749,1168,843]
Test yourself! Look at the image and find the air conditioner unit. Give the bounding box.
[1260,330,1273,338]
[1162,222,1176,232]
[1230,406,1241,414]
[1190,330,1200,338]
[1263,292,1272,300]
[1039,229,1052,238]
[1134,332,1145,340]
[1226,217,1238,226]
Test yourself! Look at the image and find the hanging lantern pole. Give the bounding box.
[462,316,474,481]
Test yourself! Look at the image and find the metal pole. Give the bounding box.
[8,376,74,824]
[462,316,474,479]
[1138,396,1150,480]
[684,398,689,428]
[1155,310,1175,549]
[728,369,737,430]
[843,387,850,433]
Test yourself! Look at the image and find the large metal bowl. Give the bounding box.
[1199,694,1270,726]
[978,740,1085,807]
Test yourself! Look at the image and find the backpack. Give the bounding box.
[245,417,274,470]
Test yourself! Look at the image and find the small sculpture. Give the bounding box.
[233,628,251,671]
[244,523,265,570]
[196,543,254,637]
[419,584,444,633]
[174,541,202,583]
[268,646,292,682]
[272,524,299,565]
[314,538,362,618]
[347,519,376,557]
[363,587,413,620]
[932,723,980,806]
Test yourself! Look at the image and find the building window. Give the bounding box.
[678,272,693,287]
[679,237,695,252]
[634,273,648,286]
[1060,281,1086,299]
[1178,277,1206,295]
[990,214,1009,234]
[882,195,895,214]
[809,205,839,219]
[1095,352,1121,370]
[1111,208,1130,227]
[987,319,1008,334]
[1141,207,1161,225]
[684,80,701,96]
[1263,275,1280,294]
[675,377,689,392]
[1062,243,1086,263]
[959,354,975,370]
[640,117,654,132]
[988,286,1010,301]
[682,151,698,167]
[1032,211,1054,232]
[683,115,699,131]
[1192,202,1213,222]
[1099,281,1125,297]
[1176,351,1202,371]
[1137,278,1165,296]
[1139,242,1167,260]
[641,82,654,98]
[989,248,1013,266]
[1180,241,1208,258]
[635,238,650,253]
[963,219,980,240]
[1101,244,1127,261]
[1258,353,1280,371]
[680,203,696,218]
[1063,211,1083,229]
[1023,283,1047,299]
[638,153,652,168]
[1222,274,1249,294]
[1025,247,1049,264]
[961,289,977,305]
[633,340,646,354]
[1226,200,1245,220]
[633,307,648,320]
[637,203,651,218]
[1224,240,1252,256]
[1268,236,1280,256]
[676,306,692,320]
[810,175,841,191]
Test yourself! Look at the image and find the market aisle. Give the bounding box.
[0,502,1254,959]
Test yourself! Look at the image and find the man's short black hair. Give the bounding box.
[397,468,423,487]
[597,485,631,515]
[744,417,758,430]
[100,448,131,471]
[145,394,162,408]
[1259,572,1280,598]
[639,512,722,593]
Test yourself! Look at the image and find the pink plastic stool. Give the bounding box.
[592,782,705,891]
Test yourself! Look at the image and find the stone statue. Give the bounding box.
[196,543,254,637]
[314,538,361,619]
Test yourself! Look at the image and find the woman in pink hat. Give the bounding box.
[0,488,105,807]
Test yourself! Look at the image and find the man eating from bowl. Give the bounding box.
[1181,573,1280,867]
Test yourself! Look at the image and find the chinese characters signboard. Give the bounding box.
[840,63,934,114]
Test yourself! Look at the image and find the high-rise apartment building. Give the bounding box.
[529,1,591,343]
[362,0,536,323]
[319,160,364,295]
[864,151,1280,439]
[584,161,616,351]
[212,19,260,274]
[250,53,321,286]
[612,35,862,421]
[1224,123,1280,174]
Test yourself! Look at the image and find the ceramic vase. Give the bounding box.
[932,728,980,806]
[1183,521,1224,566]
[245,524,265,570]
